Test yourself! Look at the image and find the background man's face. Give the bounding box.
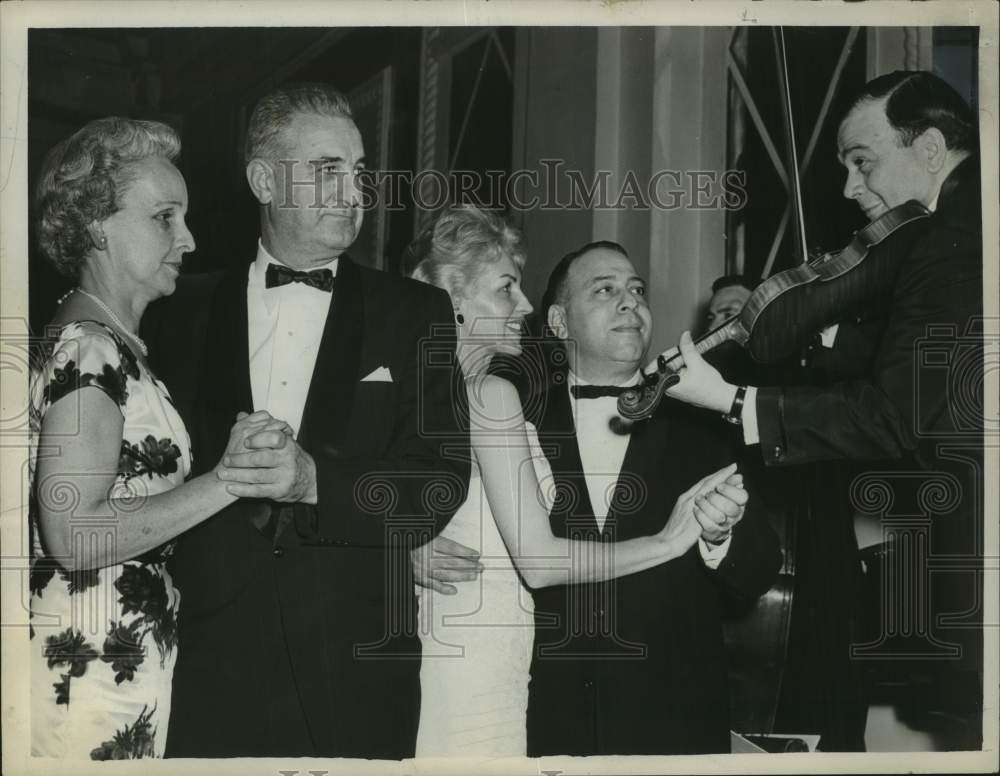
[706,285,751,331]
[557,247,652,377]
[266,111,365,266]
[837,99,935,219]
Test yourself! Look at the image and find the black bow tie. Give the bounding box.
[571,384,638,400]
[265,264,335,292]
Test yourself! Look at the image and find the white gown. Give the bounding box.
[415,423,552,757]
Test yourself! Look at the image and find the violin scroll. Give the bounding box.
[618,356,681,421]
[618,317,745,421]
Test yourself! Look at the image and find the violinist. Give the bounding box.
[665,71,983,749]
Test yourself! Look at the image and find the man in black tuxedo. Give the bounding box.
[145,83,468,758]
[664,71,983,748]
[525,241,782,755]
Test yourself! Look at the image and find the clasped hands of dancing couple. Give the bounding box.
[214,410,315,503]
[416,459,747,596]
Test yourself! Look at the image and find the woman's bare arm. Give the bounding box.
[35,389,280,571]
[469,375,741,589]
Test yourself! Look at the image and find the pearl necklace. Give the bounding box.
[60,288,148,357]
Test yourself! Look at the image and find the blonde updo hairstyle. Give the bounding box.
[35,117,181,279]
[406,205,526,305]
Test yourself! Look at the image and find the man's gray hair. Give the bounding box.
[244,82,354,165]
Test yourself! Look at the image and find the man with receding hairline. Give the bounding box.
[525,240,781,756]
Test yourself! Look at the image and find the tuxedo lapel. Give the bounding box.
[538,386,665,539]
[267,257,364,544]
[298,255,364,451]
[537,386,600,536]
[200,265,254,464]
[197,264,274,534]
[607,414,663,537]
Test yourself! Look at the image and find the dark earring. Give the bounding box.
[455,312,465,325]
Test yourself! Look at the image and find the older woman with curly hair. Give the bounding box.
[29,117,285,759]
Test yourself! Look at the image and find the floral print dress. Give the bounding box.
[28,321,192,759]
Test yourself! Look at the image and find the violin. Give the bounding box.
[618,200,931,421]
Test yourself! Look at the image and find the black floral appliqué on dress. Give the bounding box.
[28,321,192,758]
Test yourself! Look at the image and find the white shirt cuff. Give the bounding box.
[698,535,732,569]
[741,386,759,445]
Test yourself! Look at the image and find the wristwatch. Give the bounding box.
[722,385,747,425]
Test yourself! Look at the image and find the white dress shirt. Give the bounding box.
[247,241,337,437]
[567,371,730,567]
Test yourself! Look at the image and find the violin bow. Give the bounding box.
[773,26,810,267]
[618,29,819,421]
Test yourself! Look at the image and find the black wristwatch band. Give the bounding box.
[722,385,747,425]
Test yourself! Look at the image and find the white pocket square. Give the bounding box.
[361,366,393,383]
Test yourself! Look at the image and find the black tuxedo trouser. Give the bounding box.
[165,558,314,758]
